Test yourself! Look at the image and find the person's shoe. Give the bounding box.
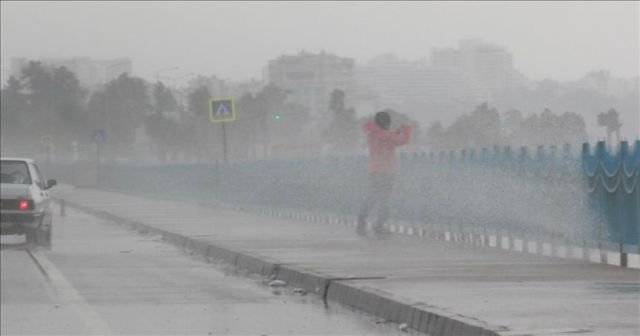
[356,216,367,236]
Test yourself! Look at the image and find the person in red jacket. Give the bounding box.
[357,110,412,236]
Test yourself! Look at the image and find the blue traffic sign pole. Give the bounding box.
[91,129,105,182]
[96,142,101,163]
[93,133,103,164]
[221,122,228,164]
[209,98,235,164]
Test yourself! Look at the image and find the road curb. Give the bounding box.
[276,265,331,298]
[56,198,503,336]
[328,281,503,336]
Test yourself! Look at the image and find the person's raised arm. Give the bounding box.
[365,122,411,146]
[391,124,412,145]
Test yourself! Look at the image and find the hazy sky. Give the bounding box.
[1,1,638,83]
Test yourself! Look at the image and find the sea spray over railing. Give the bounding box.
[42,141,639,251]
[393,144,591,246]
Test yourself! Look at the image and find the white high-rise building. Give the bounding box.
[431,39,529,96]
[266,51,356,119]
[356,53,488,110]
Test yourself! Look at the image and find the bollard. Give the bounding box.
[600,249,608,264]
[620,252,628,267]
[582,241,590,261]
[60,199,66,216]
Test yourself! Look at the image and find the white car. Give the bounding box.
[1,157,57,246]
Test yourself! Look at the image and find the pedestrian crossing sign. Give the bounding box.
[209,97,236,123]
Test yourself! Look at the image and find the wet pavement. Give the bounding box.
[1,209,421,335]
[44,185,640,335]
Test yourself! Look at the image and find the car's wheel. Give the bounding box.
[37,217,53,248]
[36,226,52,248]
[27,215,52,248]
[44,225,52,247]
[25,228,37,244]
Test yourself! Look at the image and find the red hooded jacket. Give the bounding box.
[363,121,412,174]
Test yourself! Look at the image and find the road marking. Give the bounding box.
[27,248,113,335]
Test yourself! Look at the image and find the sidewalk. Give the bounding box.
[53,185,640,336]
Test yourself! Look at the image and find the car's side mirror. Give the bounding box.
[46,179,57,189]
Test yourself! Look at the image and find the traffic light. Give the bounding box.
[274,114,282,121]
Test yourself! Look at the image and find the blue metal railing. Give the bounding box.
[582,141,639,250]
[42,140,639,253]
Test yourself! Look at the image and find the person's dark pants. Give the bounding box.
[357,172,394,232]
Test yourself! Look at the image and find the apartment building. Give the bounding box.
[266,51,356,119]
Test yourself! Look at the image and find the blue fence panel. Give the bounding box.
[582,140,640,246]
[43,140,638,249]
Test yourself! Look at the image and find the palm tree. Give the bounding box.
[597,108,622,145]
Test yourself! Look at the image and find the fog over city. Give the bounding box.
[2,1,638,149]
[1,3,639,335]
[2,1,638,81]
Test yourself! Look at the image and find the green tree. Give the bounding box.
[0,76,30,153]
[558,111,588,145]
[502,109,523,145]
[325,89,358,154]
[597,108,622,144]
[237,85,312,158]
[88,73,150,159]
[442,102,500,150]
[253,85,289,157]
[18,61,87,158]
[187,85,211,119]
[186,85,213,161]
[152,82,178,114]
[516,108,587,147]
[145,82,180,162]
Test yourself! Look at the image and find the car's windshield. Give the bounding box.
[0,161,32,185]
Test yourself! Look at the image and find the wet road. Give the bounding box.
[1,209,419,335]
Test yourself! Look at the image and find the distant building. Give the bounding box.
[356,54,488,111]
[571,70,639,98]
[431,39,529,97]
[353,40,530,127]
[231,78,265,97]
[266,51,356,120]
[186,75,265,98]
[10,57,132,88]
